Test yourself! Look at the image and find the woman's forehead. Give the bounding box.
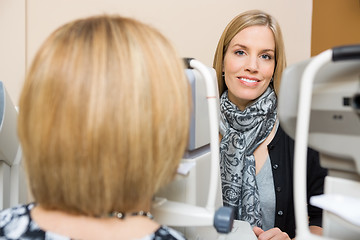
[229,25,275,51]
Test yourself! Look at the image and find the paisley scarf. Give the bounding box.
[219,86,277,227]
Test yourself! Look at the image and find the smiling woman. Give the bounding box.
[223,25,275,110]
[213,9,328,240]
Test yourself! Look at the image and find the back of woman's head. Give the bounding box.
[18,15,191,216]
[213,9,286,95]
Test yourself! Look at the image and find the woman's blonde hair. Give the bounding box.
[213,9,287,96]
[18,15,191,216]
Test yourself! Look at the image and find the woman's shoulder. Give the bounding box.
[0,203,69,240]
[0,203,34,227]
[0,203,39,238]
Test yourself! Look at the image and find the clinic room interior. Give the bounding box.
[0,0,360,240]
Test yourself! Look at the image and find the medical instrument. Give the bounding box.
[152,58,257,240]
[0,81,26,210]
[278,44,360,240]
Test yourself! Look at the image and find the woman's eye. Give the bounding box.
[260,54,272,60]
[235,50,245,56]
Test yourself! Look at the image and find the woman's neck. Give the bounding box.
[30,204,160,240]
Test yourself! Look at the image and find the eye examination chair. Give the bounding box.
[278,45,360,240]
[152,59,257,240]
[0,81,27,210]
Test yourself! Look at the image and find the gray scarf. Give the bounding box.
[219,87,277,227]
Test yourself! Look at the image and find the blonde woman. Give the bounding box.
[213,10,327,239]
[0,15,190,240]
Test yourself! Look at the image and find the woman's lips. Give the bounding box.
[237,76,260,83]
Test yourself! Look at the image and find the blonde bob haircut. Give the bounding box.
[18,15,191,216]
[213,9,287,96]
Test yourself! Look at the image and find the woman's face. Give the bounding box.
[223,25,275,110]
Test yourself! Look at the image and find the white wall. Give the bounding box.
[1,0,313,105]
[0,0,26,106]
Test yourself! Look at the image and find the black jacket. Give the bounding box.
[268,125,327,239]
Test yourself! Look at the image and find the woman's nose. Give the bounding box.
[244,56,258,72]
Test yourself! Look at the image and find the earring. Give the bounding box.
[222,72,225,79]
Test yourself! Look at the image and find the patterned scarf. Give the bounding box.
[219,87,277,227]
